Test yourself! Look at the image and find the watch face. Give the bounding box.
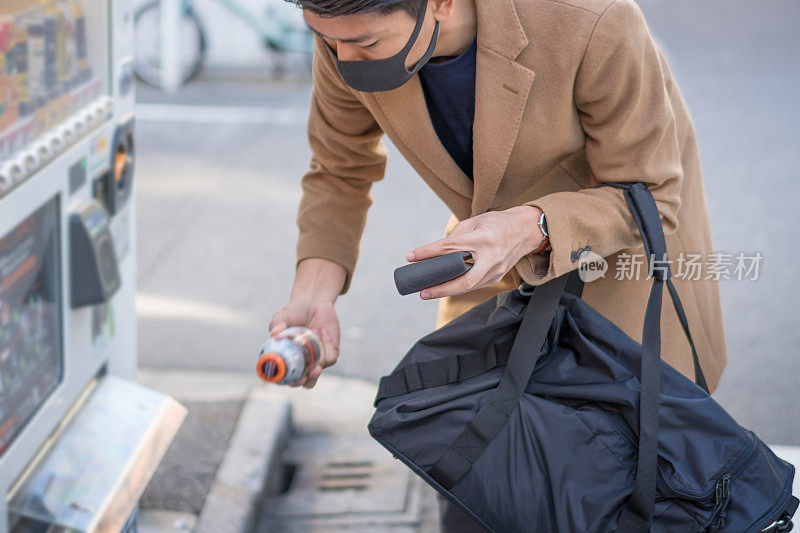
[539,213,548,236]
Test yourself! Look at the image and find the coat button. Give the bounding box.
[571,246,592,262]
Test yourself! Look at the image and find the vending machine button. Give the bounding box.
[46,133,63,155]
[20,150,39,174]
[72,118,86,138]
[36,142,51,163]
[94,104,106,123]
[103,97,114,118]
[59,125,75,146]
[0,164,13,194]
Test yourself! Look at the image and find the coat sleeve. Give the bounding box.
[515,0,683,285]
[295,35,388,295]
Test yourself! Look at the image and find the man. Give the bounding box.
[268,0,728,528]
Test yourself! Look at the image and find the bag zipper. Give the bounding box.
[575,402,757,524]
[659,431,757,502]
[706,473,732,528]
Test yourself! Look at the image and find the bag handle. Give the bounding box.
[376,254,585,404]
[373,332,516,406]
[427,182,709,533]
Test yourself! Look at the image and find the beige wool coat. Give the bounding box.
[294,0,729,393]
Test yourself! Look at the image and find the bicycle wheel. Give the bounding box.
[262,5,314,74]
[134,0,208,89]
[264,35,314,77]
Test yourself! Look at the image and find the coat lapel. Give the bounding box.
[371,75,475,200]
[470,0,535,217]
[371,0,535,218]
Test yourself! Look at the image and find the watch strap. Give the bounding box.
[531,212,549,254]
[531,235,550,255]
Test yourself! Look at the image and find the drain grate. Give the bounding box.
[256,434,423,530]
[318,460,374,491]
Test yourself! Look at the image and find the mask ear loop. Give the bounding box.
[405,20,440,75]
[398,0,433,71]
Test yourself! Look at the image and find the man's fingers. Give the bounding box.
[302,365,323,389]
[420,261,485,300]
[406,217,484,262]
[406,233,474,262]
[269,304,311,336]
[307,327,337,368]
[269,321,288,337]
[319,329,339,368]
[407,240,460,262]
[420,276,470,300]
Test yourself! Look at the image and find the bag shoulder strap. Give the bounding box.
[611,182,706,531]
[608,182,709,393]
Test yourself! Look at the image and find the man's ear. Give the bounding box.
[431,0,456,22]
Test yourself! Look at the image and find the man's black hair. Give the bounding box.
[286,0,425,19]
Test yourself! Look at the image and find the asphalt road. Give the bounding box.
[134,0,800,445]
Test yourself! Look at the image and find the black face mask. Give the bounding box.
[324,3,440,93]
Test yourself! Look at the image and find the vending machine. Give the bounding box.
[0,1,186,532]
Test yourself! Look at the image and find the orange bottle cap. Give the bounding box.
[256,352,286,383]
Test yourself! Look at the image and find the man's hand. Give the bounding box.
[268,299,340,389]
[405,205,545,300]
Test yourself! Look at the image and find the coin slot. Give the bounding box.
[114,144,129,192]
[105,117,136,215]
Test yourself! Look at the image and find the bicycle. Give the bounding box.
[134,0,314,88]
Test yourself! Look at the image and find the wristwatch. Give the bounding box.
[531,212,550,255]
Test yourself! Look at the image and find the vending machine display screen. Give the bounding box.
[0,197,62,457]
[0,0,110,165]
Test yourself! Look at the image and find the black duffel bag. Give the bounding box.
[369,182,798,532]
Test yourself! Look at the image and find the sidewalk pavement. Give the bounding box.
[135,368,441,533]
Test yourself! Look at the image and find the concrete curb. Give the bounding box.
[193,392,292,533]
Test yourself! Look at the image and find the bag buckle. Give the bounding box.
[518,282,535,296]
[761,515,793,532]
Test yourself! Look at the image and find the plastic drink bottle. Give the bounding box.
[256,326,321,385]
